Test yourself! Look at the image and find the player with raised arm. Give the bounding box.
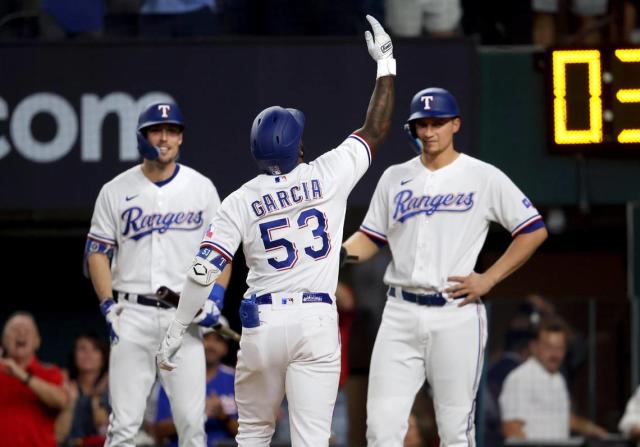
[85,102,230,447]
[157,15,395,447]
[341,87,548,446]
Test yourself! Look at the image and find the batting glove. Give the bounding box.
[192,296,222,328]
[364,15,396,78]
[100,298,124,344]
[157,319,189,371]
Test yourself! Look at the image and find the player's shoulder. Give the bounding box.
[380,156,422,179]
[176,164,217,188]
[101,165,144,192]
[458,153,505,176]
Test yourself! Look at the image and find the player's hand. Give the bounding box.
[365,15,395,78]
[157,319,189,371]
[365,15,393,62]
[445,272,497,307]
[100,298,124,344]
[192,297,221,328]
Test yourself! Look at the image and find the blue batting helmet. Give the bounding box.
[404,88,460,154]
[250,106,305,175]
[136,102,185,160]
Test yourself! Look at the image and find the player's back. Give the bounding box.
[238,160,347,296]
[206,134,371,297]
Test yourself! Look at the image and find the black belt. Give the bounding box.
[255,292,333,305]
[114,291,171,309]
[388,287,463,307]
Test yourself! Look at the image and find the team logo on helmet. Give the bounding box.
[158,104,171,118]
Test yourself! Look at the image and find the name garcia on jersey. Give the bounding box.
[251,179,323,217]
[393,189,475,222]
[122,206,205,240]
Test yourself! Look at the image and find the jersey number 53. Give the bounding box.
[259,207,330,270]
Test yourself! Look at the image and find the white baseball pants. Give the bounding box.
[105,302,206,447]
[366,295,487,447]
[234,300,341,447]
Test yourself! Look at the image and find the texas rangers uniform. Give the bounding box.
[201,134,371,446]
[87,163,220,447]
[359,153,544,446]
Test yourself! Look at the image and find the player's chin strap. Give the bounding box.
[136,130,160,160]
[173,252,228,329]
[403,123,423,155]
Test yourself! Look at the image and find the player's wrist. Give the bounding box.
[168,319,189,337]
[209,283,226,310]
[376,58,396,78]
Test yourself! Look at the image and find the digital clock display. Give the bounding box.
[548,48,640,153]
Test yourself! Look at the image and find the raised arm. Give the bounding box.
[356,15,396,156]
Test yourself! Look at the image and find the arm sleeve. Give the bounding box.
[499,372,528,422]
[619,386,640,436]
[200,194,243,262]
[359,171,390,246]
[313,133,372,194]
[487,169,544,237]
[203,180,222,233]
[87,185,118,246]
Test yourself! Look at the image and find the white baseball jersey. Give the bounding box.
[201,134,371,296]
[359,153,543,293]
[499,357,571,439]
[88,163,220,294]
[88,163,221,447]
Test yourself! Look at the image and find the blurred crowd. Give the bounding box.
[2,287,640,447]
[0,0,638,45]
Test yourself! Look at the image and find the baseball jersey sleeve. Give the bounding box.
[487,169,544,237]
[498,372,528,422]
[87,185,118,247]
[312,133,372,194]
[203,181,222,231]
[359,171,390,246]
[200,194,243,262]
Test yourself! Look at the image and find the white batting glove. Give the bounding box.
[364,14,396,78]
[157,319,189,371]
[99,298,124,344]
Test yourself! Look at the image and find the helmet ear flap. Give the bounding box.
[136,130,160,160]
[403,123,423,155]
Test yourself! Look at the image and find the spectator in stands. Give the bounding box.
[138,0,222,37]
[499,316,607,440]
[153,318,238,446]
[619,385,640,440]
[55,332,110,447]
[385,0,462,37]
[0,311,67,447]
[532,0,609,46]
[40,0,105,38]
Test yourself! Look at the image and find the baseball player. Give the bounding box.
[157,15,396,447]
[341,87,548,446]
[85,101,231,447]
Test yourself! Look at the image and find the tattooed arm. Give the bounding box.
[356,76,395,156]
[356,15,396,156]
